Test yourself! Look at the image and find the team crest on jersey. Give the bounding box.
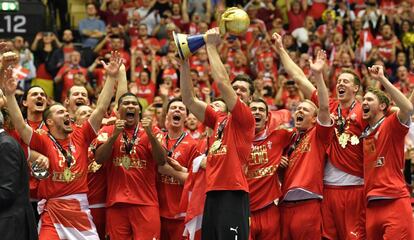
[267,141,272,150]
[374,157,385,168]
[350,113,357,121]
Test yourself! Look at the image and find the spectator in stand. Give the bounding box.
[170,1,189,32]
[11,37,36,92]
[79,3,107,49]
[134,0,160,35]
[95,34,131,70]
[54,51,88,102]
[286,0,307,33]
[357,0,384,30]
[130,47,157,105]
[393,66,413,95]
[30,32,61,98]
[100,0,128,27]
[374,23,401,67]
[292,16,316,51]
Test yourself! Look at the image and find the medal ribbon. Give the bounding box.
[216,119,228,140]
[337,100,356,134]
[285,130,305,157]
[122,125,139,155]
[26,119,45,130]
[359,116,385,139]
[48,133,73,168]
[165,132,187,157]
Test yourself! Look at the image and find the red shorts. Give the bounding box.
[107,204,160,240]
[161,217,185,240]
[366,197,414,240]
[90,206,106,240]
[250,203,280,240]
[322,185,366,240]
[280,199,322,240]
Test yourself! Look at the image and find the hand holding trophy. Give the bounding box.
[173,7,250,60]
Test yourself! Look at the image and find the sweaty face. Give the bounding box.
[250,101,268,133]
[336,73,358,103]
[232,80,252,104]
[48,105,73,134]
[118,96,141,127]
[294,101,317,131]
[25,87,47,113]
[166,101,187,129]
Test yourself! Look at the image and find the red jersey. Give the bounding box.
[87,141,107,206]
[55,65,88,101]
[158,132,199,219]
[312,91,367,177]
[282,122,335,198]
[29,121,97,199]
[248,127,294,211]
[96,125,159,207]
[363,113,410,200]
[203,99,255,192]
[135,81,156,104]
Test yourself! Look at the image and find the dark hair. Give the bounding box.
[211,97,228,112]
[167,98,189,115]
[117,93,143,118]
[22,85,46,102]
[232,74,255,96]
[366,87,390,112]
[249,97,269,115]
[42,103,64,125]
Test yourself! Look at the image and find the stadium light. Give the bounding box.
[0,1,19,11]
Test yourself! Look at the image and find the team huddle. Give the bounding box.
[0,28,413,240]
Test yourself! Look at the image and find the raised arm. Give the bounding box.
[3,67,33,145]
[310,50,331,125]
[180,59,207,122]
[141,117,167,165]
[95,120,123,164]
[89,51,123,132]
[272,32,315,99]
[205,28,238,111]
[369,65,413,123]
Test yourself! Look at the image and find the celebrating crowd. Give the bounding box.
[0,0,414,240]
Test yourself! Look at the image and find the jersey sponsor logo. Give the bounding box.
[160,174,180,184]
[249,145,269,166]
[51,170,81,182]
[113,156,147,169]
[246,164,277,179]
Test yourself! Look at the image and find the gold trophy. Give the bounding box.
[173,7,250,60]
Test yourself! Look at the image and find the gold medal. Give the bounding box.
[209,140,222,153]
[63,168,73,182]
[88,161,102,173]
[122,156,131,170]
[338,133,350,148]
[350,135,360,145]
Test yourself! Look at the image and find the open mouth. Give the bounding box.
[254,116,261,123]
[172,115,181,122]
[63,119,71,126]
[35,101,44,107]
[296,114,304,123]
[75,99,85,106]
[363,105,370,114]
[126,112,135,118]
[338,89,345,95]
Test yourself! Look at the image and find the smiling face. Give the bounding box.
[362,91,387,123]
[336,72,359,104]
[24,87,47,114]
[166,100,187,129]
[46,105,73,134]
[250,101,268,133]
[118,95,141,127]
[67,86,89,112]
[294,101,317,131]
